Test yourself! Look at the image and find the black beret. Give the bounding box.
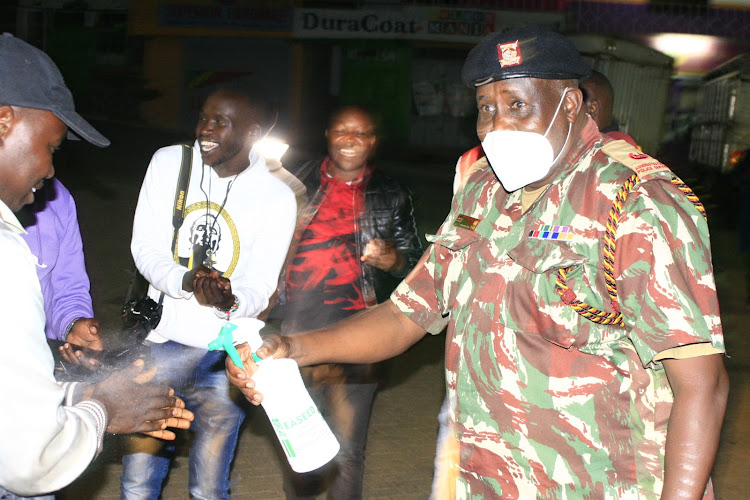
[461,25,591,87]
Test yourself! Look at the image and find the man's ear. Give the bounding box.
[586,98,600,120]
[0,105,15,141]
[563,88,584,124]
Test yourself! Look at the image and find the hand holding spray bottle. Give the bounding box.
[209,317,340,473]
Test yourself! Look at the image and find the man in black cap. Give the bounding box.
[226,25,728,498]
[0,33,193,498]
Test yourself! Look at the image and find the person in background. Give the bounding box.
[229,26,728,499]
[122,83,296,499]
[19,177,101,352]
[270,105,422,499]
[580,69,638,147]
[431,143,483,499]
[0,32,192,499]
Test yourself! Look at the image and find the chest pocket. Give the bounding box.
[427,227,482,251]
[508,238,587,272]
[427,227,483,317]
[503,237,601,349]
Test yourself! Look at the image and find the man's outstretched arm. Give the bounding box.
[227,299,427,404]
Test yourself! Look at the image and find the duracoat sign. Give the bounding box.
[293,8,497,42]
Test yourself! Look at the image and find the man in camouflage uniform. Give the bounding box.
[227,26,729,499]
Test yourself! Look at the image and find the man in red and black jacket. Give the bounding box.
[271,105,422,500]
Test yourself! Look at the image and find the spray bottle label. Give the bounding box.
[271,405,318,431]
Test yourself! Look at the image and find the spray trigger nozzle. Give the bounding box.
[208,322,262,368]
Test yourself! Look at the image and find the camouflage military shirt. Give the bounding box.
[391,119,725,499]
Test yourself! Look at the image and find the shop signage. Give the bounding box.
[158,3,292,31]
[294,7,497,42]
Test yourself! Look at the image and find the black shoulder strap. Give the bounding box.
[170,143,193,257]
[124,143,194,309]
[157,143,193,306]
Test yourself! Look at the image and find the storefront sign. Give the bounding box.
[158,3,292,31]
[294,7,496,42]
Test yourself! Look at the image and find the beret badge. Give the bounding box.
[461,26,591,87]
[497,40,522,68]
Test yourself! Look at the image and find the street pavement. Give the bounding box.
[52,122,747,499]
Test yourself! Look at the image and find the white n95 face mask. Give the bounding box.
[481,87,572,192]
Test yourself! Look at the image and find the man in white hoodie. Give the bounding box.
[0,33,192,499]
[123,84,296,499]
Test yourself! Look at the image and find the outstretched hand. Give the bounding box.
[90,359,194,439]
[66,318,103,350]
[59,318,104,369]
[225,334,293,405]
[138,397,193,440]
[58,342,100,371]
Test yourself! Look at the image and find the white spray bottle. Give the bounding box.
[209,317,340,473]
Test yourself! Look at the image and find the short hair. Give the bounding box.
[326,104,379,134]
[203,81,279,132]
[581,70,614,106]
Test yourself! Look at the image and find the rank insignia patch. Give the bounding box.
[528,225,574,240]
[497,40,522,68]
[454,214,481,231]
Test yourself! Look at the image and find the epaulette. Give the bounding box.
[556,139,707,329]
[601,140,670,181]
[457,145,485,187]
[468,156,489,180]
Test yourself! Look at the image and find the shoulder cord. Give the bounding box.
[555,173,707,328]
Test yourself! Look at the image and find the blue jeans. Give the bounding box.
[283,380,378,500]
[120,342,245,500]
[0,487,53,500]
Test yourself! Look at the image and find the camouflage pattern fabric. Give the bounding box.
[391,118,724,499]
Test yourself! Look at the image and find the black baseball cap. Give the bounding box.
[461,25,591,87]
[0,33,109,147]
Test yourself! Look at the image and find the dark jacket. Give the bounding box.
[288,157,423,305]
